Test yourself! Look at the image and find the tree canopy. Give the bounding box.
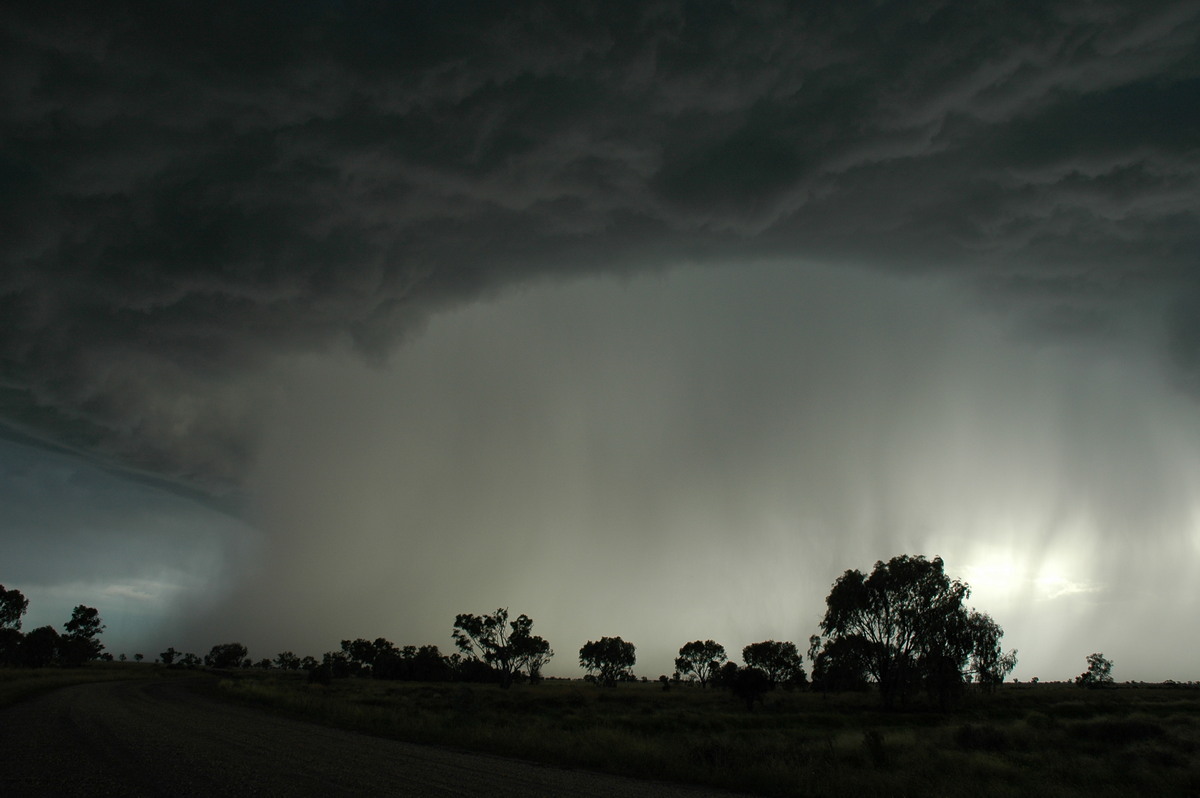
[674,640,727,687]
[452,608,553,687]
[61,605,105,666]
[579,636,636,686]
[813,554,1015,707]
[0,585,29,630]
[1077,652,1114,687]
[208,642,248,669]
[742,640,806,688]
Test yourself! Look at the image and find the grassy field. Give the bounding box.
[214,673,1200,797]
[0,662,159,708]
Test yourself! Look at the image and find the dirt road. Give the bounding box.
[0,677,747,797]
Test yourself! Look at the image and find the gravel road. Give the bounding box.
[0,676,752,797]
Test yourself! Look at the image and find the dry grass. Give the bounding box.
[0,662,157,707]
[215,675,1200,797]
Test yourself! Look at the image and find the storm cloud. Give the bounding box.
[1,2,1199,676]
[3,1,1198,490]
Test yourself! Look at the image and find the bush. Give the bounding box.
[1071,719,1165,745]
[954,723,1010,752]
[308,664,333,686]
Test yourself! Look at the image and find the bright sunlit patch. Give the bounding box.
[100,579,189,604]
[28,577,188,613]
[963,559,1022,597]
[1033,570,1100,600]
[957,534,1101,607]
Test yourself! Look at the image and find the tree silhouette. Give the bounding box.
[161,647,178,666]
[709,661,736,688]
[729,666,772,710]
[22,625,60,668]
[742,640,806,688]
[674,640,726,687]
[452,608,553,688]
[965,612,1017,691]
[0,585,29,630]
[61,605,105,666]
[340,638,380,676]
[208,642,248,669]
[0,586,28,665]
[579,636,635,686]
[322,650,351,678]
[410,644,452,682]
[1077,652,1114,687]
[815,555,1012,707]
[809,634,870,694]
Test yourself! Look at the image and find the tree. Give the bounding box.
[815,554,1008,707]
[965,611,1017,691]
[322,650,351,678]
[0,627,21,666]
[742,640,807,688]
[409,644,452,682]
[340,638,379,675]
[61,605,105,666]
[452,608,553,688]
[674,640,726,687]
[0,585,29,630]
[519,635,553,683]
[208,642,248,669]
[579,636,635,686]
[275,651,300,670]
[710,660,740,689]
[1077,652,1114,687]
[160,647,178,666]
[729,666,772,710]
[809,634,870,694]
[22,625,60,668]
[134,653,144,662]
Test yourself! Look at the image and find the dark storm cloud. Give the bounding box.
[2,1,1197,493]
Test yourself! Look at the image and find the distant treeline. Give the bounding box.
[0,586,105,668]
[3,556,1123,709]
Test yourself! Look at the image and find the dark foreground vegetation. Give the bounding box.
[215,671,1200,797]
[5,556,1198,795]
[0,661,160,708]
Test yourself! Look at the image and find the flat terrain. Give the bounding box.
[5,669,1199,796]
[0,675,747,797]
[217,673,1200,797]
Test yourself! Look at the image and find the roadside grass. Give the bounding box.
[0,662,158,708]
[215,675,1200,797]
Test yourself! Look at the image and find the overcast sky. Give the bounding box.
[2,2,1198,681]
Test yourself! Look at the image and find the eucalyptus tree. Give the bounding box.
[579,636,636,686]
[674,640,726,687]
[452,608,553,687]
[742,640,806,687]
[813,554,1014,707]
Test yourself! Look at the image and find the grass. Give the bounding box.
[0,661,159,708]
[213,675,1200,797]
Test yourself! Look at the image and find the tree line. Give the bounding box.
[191,555,1027,708]
[0,585,105,667]
[6,555,1122,708]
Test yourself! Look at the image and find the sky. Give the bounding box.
[1,1,1198,681]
